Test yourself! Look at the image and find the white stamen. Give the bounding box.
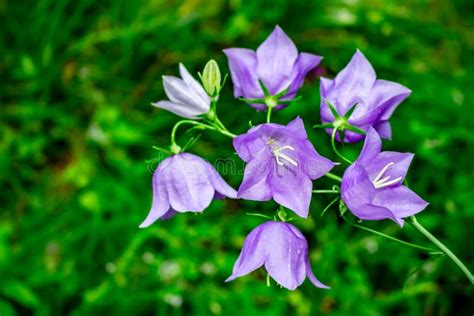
[372,162,394,183]
[372,162,402,189]
[272,145,298,167]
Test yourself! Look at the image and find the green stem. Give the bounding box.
[266,106,273,123]
[331,127,353,164]
[342,215,442,254]
[313,189,339,194]
[325,172,342,183]
[408,216,474,283]
[170,120,235,147]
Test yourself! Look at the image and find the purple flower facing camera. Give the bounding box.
[233,117,335,218]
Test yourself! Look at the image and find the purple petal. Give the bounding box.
[373,185,429,218]
[286,116,308,139]
[164,154,215,212]
[233,125,268,162]
[237,152,273,201]
[226,224,266,282]
[270,169,312,218]
[320,79,335,123]
[305,256,330,289]
[365,152,414,184]
[162,76,209,112]
[256,26,298,94]
[368,79,411,121]
[360,203,404,226]
[206,162,237,198]
[331,50,376,115]
[357,127,382,165]
[159,209,178,220]
[178,63,210,106]
[298,139,336,180]
[288,52,322,95]
[263,223,307,290]
[223,48,260,98]
[341,167,403,225]
[139,169,171,228]
[374,121,392,139]
[152,100,205,119]
[341,164,376,211]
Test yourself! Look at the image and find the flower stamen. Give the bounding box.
[271,145,298,167]
[372,162,402,189]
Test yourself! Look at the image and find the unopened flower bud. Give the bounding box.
[201,60,221,97]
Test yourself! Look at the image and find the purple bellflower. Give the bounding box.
[341,128,428,226]
[139,153,237,227]
[224,25,322,110]
[226,221,329,290]
[320,50,411,142]
[233,117,336,218]
[153,64,210,119]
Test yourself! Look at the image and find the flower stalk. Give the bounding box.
[408,216,474,284]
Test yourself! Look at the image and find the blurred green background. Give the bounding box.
[1,0,473,315]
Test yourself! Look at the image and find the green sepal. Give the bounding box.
[239,97,266,104]
[339,199,348,216]
[323,98,341,119]
[343,102,358,119]
[258,79,271,97]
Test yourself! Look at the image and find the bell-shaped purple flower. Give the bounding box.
[224,25,322,110]
[152,64,210,119]
[341,128,428,226]
[233,117,336,218]
[226,221,329,290]
[139,153,237,227]
[320,50,411,142]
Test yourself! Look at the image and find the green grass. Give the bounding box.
[1,0,473,315]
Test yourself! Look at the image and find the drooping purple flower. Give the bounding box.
[341,128,428,226]
[139,153,237,227]
[233,117,336,218]
[320,50,411,142]
[152,64,210,119]
[224,25,322,110]
[226,221,329,290]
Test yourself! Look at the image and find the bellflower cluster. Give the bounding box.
[139,25,473,291]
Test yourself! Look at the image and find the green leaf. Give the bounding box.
[1,279,40,308]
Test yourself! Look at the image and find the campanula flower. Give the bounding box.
[224,25,322,110]
[341,128,428,226]
[233,117,336,218]
[139,153,237,227]
[320,50,411,142]
[226,221,329,290]
[153,64,210,119]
